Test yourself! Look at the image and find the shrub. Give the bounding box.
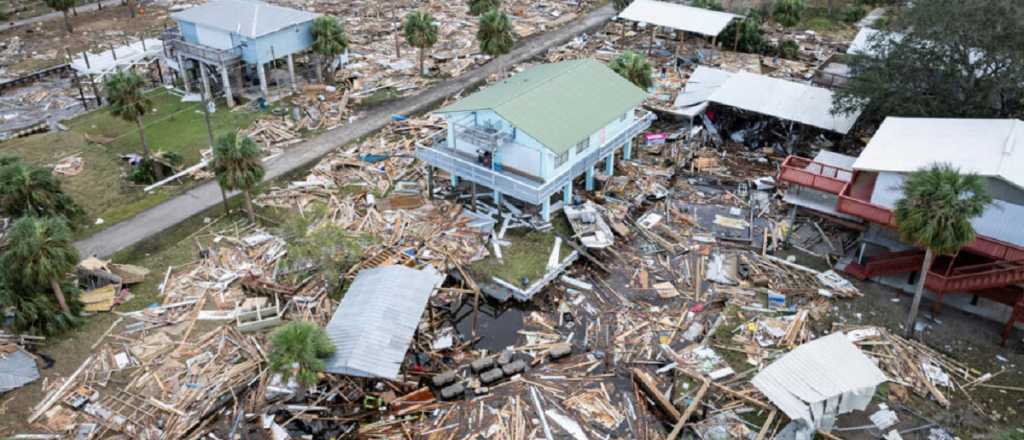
[842,4,867,23]
[691,0,723,11]
[776,39,800,59]
[773,0,806,27]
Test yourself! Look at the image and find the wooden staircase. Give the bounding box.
[844,250,926,280]
[926,260,1024,293]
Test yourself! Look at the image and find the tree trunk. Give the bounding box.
[128,0,136,18]
[904,248,934,338]
[136,117,151,159]
[243,190,256,223]
[394,31,401,58]
[418,47,426,77]
[220,185,230,214]
[136,117,164,180]
[827,0,834,16]
[50,277,70,314]
[62,10,73,34]
[314,56,323,84]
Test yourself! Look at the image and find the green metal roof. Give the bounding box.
[438,59,647,154]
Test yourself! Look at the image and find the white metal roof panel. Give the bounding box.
[323,265,444,380]
[853,118,1024,191]
[673,66,732,113]
[708,71,862,134]
[846,28,904,56]
[617,0,740,37]
[752,332,887,425]
[0,350,40,394]
[172,0,319,39]
[870,172,1024,247]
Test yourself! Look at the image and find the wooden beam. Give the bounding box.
[632,368,680,422]
[666,379,709,440]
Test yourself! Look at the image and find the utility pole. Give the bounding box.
[198,63,229,214]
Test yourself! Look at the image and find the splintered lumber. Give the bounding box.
[29,354,95,423]
[756,410,778,440]
[666,379,709,440]
[632,368,680,422]
[556,233,611,273]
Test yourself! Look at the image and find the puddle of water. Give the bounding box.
[453,300,525,353]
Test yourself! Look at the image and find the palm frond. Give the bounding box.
[894,164,992,255]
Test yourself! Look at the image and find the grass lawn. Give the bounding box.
[0,87,263,236]
[470,215,573,286]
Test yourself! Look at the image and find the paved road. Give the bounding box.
[75,4,617,258]
[0,0,124,33]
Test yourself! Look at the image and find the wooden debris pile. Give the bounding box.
[30,325,264,439]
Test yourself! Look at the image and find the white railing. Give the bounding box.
[416,109,656,205]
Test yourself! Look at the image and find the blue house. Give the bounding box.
[417,59,655,221]
[164,0,319,105]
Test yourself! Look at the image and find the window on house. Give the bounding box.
[555,151,569,168]
[575,139,588,154]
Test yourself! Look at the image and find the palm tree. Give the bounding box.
[1,217,79,314]
[609,51,654,90]
[311,16,349,84]
[468,0,500,16]
[45,0,76,33]
[477,9,515,77]
[105,71,158,175]
[268,321,335,399]
[211,132,265,223]
[894,164,991,337]
[0,161,84,222]
[404,11,439,77]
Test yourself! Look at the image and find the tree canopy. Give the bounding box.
[404,10,439,76]
[833,0,1024,120]
[894,164,991,256]
[212,132,265,222]
[1,216,79,314]
[268,321,335,389]
[0,159,84,222]
[312,16,349,60]
[609,51,653,90]
[105,71,155,163]
[612,0,634,12]
[44,0,76,33]
[311,15,349,82]
[773,0,806,27]
[468,0,501,16]
[477,9,515,59]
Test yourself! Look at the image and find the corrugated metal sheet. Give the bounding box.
[437,59,647,155]
[617,0,740,37]
[172,0,319,39]
[0,350,40,394]
[323,266,444,380]
[853,117,1024,191]
[870,171,1024,247]
[708,71,862,134]
[752,333,887,428]
[672,66,732,118]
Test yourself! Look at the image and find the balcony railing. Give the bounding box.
[453,122,514,151]
[417,109,656,205]
[778,155,851,195]
[161,29,242,65]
